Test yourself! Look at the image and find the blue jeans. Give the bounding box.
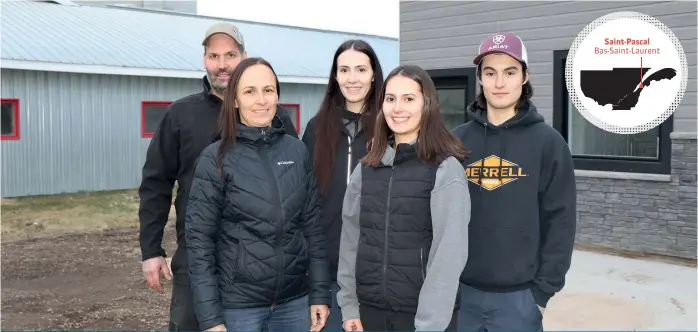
[324,282,343,332]
[222,295,310,331]
[458,283,543,331]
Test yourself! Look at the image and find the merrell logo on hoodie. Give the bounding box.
[465,155,528,190]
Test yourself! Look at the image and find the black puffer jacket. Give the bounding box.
[184,116,331,330]
[138,76,298,262]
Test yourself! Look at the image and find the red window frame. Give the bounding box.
[141,101,172,138]
[1,98,20,141]
[279,103,301,134]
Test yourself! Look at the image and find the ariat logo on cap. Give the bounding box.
[489,34,509,50]
[465,155,527,191]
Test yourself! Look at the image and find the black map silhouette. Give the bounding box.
[580,67,677,110]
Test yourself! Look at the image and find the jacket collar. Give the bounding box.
[236,115,287,146]
[202,75,223,103]
[380,137,418,167]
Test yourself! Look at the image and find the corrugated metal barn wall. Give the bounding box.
[0,69,327,197]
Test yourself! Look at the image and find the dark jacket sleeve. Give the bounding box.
[301,119,316,168]
[277,105,299,138]
[302,119,325,208]
[300,145,331,306]
[138,105,179,261]
[184,146,226,330]
[532,131,577,308]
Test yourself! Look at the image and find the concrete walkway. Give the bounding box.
[543,250,696,331]
[167,250,697,330]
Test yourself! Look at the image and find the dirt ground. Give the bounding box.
[1,189,179,330]
[2,190,695,330]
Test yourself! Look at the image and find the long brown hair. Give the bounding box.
[312,39,384,195]
[362,65,469,167]
[216,57,280,175]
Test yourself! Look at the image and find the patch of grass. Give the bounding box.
[1,189,145,241]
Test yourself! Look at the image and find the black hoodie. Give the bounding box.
[301,110,368,281]
[452,100,577,308]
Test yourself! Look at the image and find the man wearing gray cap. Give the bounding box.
[138,22,300,331]
[452,33,577,331]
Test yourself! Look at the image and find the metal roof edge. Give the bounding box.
[1,59,329,85]
[90,4,399,42]
[44,0,80,6]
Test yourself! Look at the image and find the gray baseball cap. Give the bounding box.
[202,22,245,49]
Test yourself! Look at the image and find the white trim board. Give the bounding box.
[1,59,329,85]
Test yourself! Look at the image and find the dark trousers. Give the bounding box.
[222,295,310,331]
[168,246,200,331]
[359,304,458,331]
[457,283,543,331]
[324,282,343,332]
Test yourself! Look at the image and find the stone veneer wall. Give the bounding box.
[574,132,697,260]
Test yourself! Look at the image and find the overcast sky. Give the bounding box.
[197,0,400,38]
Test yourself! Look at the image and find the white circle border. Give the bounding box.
[565,11,688,135]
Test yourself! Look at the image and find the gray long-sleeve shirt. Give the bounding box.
[336,143,471,331]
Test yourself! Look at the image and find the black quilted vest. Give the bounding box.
[355,143,438,313]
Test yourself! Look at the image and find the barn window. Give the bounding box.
[1,98,20,140]
[141,101,172,138]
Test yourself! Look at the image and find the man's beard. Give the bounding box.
[207,70,232,92]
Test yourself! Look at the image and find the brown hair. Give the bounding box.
[361,65,469,167]
[311,39,384,195]
[216,57,280,175]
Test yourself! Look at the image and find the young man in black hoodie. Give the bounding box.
[138,23,298,331]
[452,33,577,331]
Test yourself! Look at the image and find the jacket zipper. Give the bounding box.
[382,165,394,309]
[258,129,285,305]
[420,248,425,282]
[347,136,353,185]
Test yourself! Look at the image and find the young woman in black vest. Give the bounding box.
[336,65,472,331]
[301,39,385,331]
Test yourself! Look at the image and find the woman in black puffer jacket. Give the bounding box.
[184,57,331,332]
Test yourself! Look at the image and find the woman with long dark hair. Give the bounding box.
[336,65,471,331]
[300,39,384,331]
[184,57,331,332]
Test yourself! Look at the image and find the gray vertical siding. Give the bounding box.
[400,1,697,132]
[278,83,327,137]
[0,69,326,197]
